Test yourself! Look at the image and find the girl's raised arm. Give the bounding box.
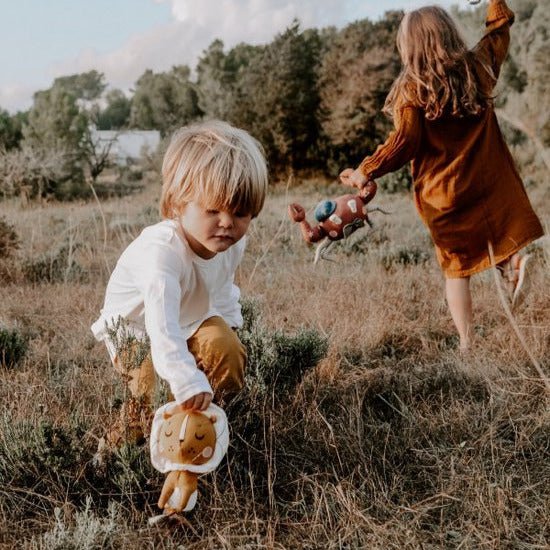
[473,0,515,82]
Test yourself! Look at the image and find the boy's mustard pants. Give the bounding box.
[107,316,246,446]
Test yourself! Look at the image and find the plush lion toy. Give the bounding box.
[149,402,229,523]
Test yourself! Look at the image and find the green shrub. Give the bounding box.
[51,179,92,201]
[104,316,150,367]
[238,299,329,399]
[30,498,123,550]
[0,411,159,515]
[380,244,430,270]
[377,165,412,194]
[0,325,28,367]
[0,417,87,493]
[92,179,145,199]
[220,299,329,498]
[23,245,84,283]
[103,442,159,501]
[0,217,20,258]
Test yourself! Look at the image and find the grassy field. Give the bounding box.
[0,174,548,549]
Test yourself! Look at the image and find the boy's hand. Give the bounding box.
[180,392,212,411]
[339,167,368,189]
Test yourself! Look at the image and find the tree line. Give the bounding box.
[0,0,547,199]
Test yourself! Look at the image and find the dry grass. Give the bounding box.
[0,176,548,549]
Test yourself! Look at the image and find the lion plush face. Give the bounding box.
[157,411,217,465]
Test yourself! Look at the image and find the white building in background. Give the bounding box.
[92,127,161,165]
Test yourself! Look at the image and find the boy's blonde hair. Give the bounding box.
[384,6,491,120]
[160,120,268,219]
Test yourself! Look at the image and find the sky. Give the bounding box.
[0,0,455,113]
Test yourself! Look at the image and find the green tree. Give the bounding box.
[96,89,132,130]
[317,12,402,174]
[52,70,106,101]
[18,71,109,193]
[22,86,88,183]
[233,21,323,170]
[196,40,260,121]
[130,66,202,136]
[0,109,26,150]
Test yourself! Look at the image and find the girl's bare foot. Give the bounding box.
[498,253,532,309]
[512,254,532,309]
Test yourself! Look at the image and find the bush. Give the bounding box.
[380,244,431,270]
[0,417,87,493]
[0,411,160,515]
[51,179,93,201]
[0,217,20,258]
[377,165,412,194]
[23,245,84,284]
[238,299,329,399]
[0,325,28,368]
[216,299,330,499]
[0,146,76,199]
[30,498,123,550]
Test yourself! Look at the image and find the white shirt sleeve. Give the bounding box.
[212,238,246,328]
[137,240,213,404]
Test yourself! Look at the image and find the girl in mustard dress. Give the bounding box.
[340,0,543,351]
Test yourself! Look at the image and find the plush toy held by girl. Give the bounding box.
[340,0,543,351]
[288,181,386,263]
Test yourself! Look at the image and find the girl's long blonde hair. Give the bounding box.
[384,6,491,120]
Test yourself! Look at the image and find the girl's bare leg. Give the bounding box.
[445,277,473,351]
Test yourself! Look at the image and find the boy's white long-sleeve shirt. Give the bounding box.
[91,219,245,404]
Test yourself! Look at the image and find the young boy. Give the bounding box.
[91,120,268,447]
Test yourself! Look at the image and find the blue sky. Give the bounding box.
[2,0,172,84]
[1,0,456,113]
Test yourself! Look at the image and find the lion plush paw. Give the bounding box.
[158,470,198,513]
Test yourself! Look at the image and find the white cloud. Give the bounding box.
[48,0,350,97]
[170,0,343,30]
[49,22,195,93]
[0,83,36,113]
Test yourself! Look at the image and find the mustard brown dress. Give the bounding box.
[358,0,544,278]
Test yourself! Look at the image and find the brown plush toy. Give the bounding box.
[156,410,217,513]
[288,181,387,263]
[149,403,229,524]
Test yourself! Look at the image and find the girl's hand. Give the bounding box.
[339,168,368,189]
[288,203,306,222]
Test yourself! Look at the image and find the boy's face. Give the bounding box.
[179,200,252,259]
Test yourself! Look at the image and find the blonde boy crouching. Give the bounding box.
[91,120,268,449]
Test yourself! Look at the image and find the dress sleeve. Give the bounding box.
[472,0,515,82]
[358,106,422,180]
[137,241,213,404]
